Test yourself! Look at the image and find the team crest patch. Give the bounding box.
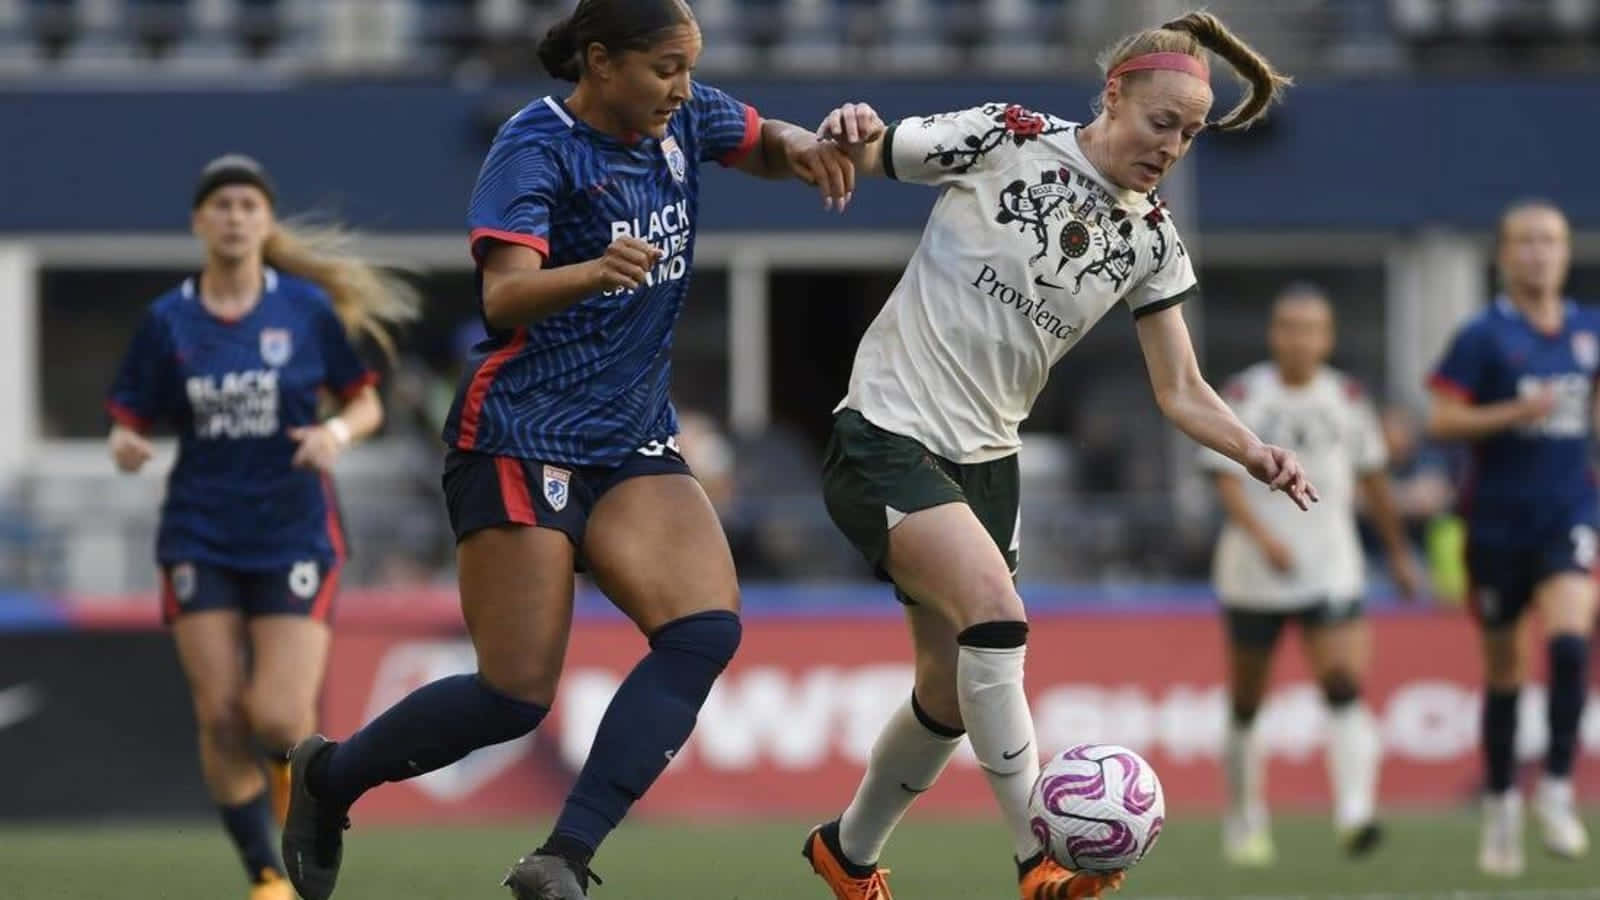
[543,465,571,512]
[1060,220,1091,258]
[260,328,293,367]
[288,560,320,599]
[170,563,197,604]
[1573,331,1598,371]
[661,136,687,183]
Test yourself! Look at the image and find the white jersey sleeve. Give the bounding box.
[1124,223,1198,318]
[884,104,1052,186]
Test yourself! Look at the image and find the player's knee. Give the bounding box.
[1319,670,1362,709]
[650,609,742,670]
[192,693,249,743]
[911,687,964,735]
[1549,632,1588,674]
[243,697,308,753]
[954,571,1025,628]
[1230,697,1261,726]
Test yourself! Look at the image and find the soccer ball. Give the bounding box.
[1028,744,1165,873]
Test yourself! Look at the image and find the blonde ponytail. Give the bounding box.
[262,221,421,362]
[1099,10,1293,131]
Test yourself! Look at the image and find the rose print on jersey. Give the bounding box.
[921,103,1072,174]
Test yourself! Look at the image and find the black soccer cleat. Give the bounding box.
[1343,821,1384,859]
[281,735,351,900]
[502,851,601,900]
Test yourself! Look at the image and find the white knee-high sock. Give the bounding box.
[957,622,1042,861]
[1326,701,1381,830]
[1224,716,1266,829]
[838,695,964,866]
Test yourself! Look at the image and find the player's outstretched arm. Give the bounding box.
[1425,388,1554,441]
[816,102,888,179]
[731,116,858,211]
[1135,304,1319,509]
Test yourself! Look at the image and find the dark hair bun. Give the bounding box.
[537,18,581,81]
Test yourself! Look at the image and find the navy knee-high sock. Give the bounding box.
[543,610,741,864]
[1483,687,1520,794]
[310,673,548,809]
[220,790,282,882]
[1546,634,1589,778]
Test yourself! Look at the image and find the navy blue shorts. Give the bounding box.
[160,560,339,625]
[1468,520,1599,629]
[442,438,694,548]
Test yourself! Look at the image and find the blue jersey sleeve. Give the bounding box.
[690,82,760,166]
[316,302,376,400]
[1429,321,1490,402]
[467,136,561,263]
[107,308,178,432]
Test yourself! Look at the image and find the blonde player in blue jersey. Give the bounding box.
[107,155,417,900]
[1428,200,1596,876]
[279,2,860,899]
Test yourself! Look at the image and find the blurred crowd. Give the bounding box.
[4,0,1600,78]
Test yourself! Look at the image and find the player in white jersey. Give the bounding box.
[798,12,1316,900]
[1201,285,1423,867]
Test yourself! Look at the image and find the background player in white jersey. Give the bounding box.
[799,12,1316,900]
[1201,285,1422,867]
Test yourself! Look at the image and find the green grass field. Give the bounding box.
[2,813,1597,900]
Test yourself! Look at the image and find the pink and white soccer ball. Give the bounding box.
[1028,744,1166,873]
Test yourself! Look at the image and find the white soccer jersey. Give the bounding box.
[839,103,1198,464]
[1201,363,1389,608]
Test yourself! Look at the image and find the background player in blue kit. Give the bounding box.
[106,155,419,900]
[279,2,860,899]
[1427,200,1596,876]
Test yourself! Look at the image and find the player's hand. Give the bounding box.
[1513,386,1558,425]
[1257,534,1296,574]
[587,237,663,293]
[109,424,153,473]
[817,101,886,148]
[785,134,857,212]
[288,424,346,473]
[1390,553,1426,602]
[1242,442,1319,511]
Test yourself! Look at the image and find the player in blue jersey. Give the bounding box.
[107,155,418,900]
[279,2,857,899]
[1427,200,1595,876]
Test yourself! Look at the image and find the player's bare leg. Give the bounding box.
[1302,616,1382,856]
[245,615,330,826]
[175,609,289,898]
[508,473,741,899]
[877,503,1120,899]
[286,524,573,900]
[1533,573,1595,859]
[1478,616,1531,877]
[1221,639,1275,866]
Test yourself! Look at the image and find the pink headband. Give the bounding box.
[1107,51,1209,83]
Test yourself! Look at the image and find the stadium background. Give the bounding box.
[2,1,1600,896]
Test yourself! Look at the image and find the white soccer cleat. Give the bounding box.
[1222,813,1276,867]
[1535,778,1590,860]
[1478,791,1525,878]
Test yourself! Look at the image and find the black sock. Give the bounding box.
[1546,634,1589,778]
[547,611,740,858]
[312,674,548,809]
[219,790,282,882]
[1483,688,1519,794]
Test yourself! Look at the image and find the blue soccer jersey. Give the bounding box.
[107,269,374,570]
[442,83,760,466]
[1429,298,1600,544]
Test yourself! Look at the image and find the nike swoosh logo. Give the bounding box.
[0,683,44,732]
[1001,742,1032,761]
[1033,275,1064,292]
[899,781,931,794]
